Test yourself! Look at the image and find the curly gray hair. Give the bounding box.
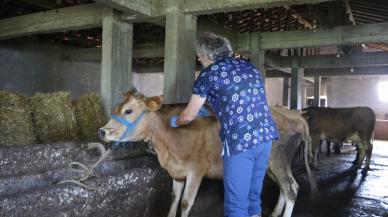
[196,32,233,61]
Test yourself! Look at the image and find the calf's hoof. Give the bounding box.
[361,166,371,176]
[361,170,367,176]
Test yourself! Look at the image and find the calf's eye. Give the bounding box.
[125,109,133,115]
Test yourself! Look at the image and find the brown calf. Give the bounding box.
[99,92,317,217]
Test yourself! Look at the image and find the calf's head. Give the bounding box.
[98,91,163,142]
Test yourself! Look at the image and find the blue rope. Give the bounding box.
[111,112,145,146]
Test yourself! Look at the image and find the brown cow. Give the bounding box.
[99,91,317,217]
[302,106,375,174]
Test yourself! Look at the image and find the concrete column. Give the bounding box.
[301,84,306,108]
[283,77,289,107]
[163,0,197,104]
[290,57,304,109]
[249,32,266,79]
[313,75,321,107]
[101,11,133,115]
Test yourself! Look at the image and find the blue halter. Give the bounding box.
[111,112,145,145]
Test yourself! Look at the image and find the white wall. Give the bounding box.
[132,73,164,97]
[0,39,101,99]
[326,75,388,119]
[131,73,287,107]
[265,78,284,106]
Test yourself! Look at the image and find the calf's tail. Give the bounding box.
[304,133,319,195]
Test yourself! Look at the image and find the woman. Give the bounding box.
[170,32,278,217]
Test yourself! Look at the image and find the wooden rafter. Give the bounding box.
[0,4,107,40]
[18,0,60,9]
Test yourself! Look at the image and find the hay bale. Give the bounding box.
[72,93,107,141]
[0,91,36,145]
[30,92,78,143]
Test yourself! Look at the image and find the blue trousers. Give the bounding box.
[223,141,272,217]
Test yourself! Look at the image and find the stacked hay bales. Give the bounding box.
[1,91,107,144]
[72,93,107,141]
[30,92,78,143]
[0,91,36,145]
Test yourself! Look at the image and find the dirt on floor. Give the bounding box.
[262,140,388,217]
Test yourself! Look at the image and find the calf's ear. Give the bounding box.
[145,95,164,111]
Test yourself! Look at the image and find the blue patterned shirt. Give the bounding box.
[193,57,279,157]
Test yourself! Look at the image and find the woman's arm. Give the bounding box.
[171,94,206,127]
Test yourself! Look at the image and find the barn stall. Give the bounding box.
[0,0,388,217]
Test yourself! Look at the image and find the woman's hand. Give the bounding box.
[197,106,213,117]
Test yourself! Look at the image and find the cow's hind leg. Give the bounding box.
[310,135,321,169]
[326,140,331,156]
[167,179,185,217]
[362,140,373,175]
[266,171,285,217]
[365,144,373,170]
[282,169,299,217]
[268,166,299,217]
[271,191,286,217]
[352,144,360,166]
[180,172,204,217]
[355,142,366,169]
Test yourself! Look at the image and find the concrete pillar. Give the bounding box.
[101,11,133,115]
[290,57,304,109]
[163,0,197,104]
[283,77,289,107]
[313,75,321,107]
[301,84,306,109]
[249,32,266,79]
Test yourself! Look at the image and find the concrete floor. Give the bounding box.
[2,141,387,217]
[262,140,388,217]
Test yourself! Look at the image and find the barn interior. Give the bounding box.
[0,0,388,217]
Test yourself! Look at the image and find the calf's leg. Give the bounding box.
[270,191,286,217]
[180,172,204,217]
[282,167,299,217]
[167,179,185,217]
[268,166,299,217]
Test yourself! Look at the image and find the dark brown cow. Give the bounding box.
[302,107,375,173]
[99,92,317,217]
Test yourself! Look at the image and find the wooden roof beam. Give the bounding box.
[0,3,108,41]
[183,0,336,15]
[305,66,388,76]
[18,0,60,9]
[275,51,388,68]
[284,6,313,29]
[95,0,153,17]
[260,21,388,49]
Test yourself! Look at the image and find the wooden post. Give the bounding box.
[301,84,306,109]
[313,75,321,107]
[249,32,266,78]
[283,77,289,107]
[290,57,304,109]
[163,0,197,104]
[101,11,133,115]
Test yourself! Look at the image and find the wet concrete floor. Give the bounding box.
[262,140,388,217]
